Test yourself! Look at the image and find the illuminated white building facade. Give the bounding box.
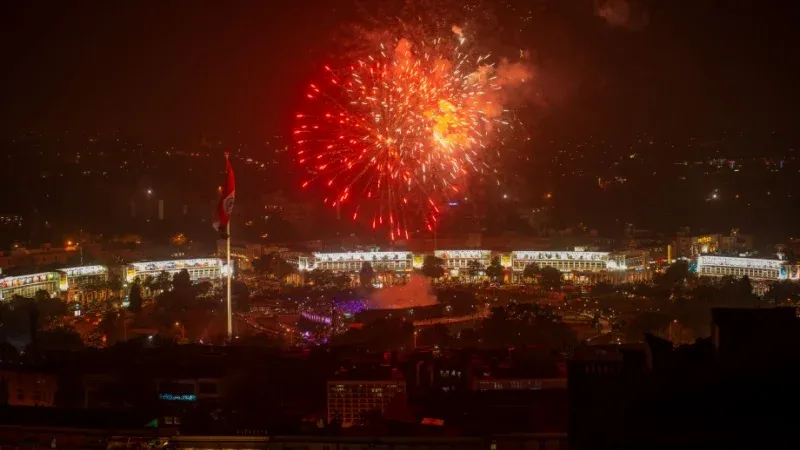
[606,251,648,271]
[434,250,492,275]
[125,258,224,283]
[306,251,413,273]
[300,249,651,284]
[510,250,650,284]
[511,251,610,273]
[696,256,787,281]
[57,265,109,303]
[58,265,108,291]
[0,272,60,301]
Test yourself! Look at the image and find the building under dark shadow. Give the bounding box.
[569,307,800,449]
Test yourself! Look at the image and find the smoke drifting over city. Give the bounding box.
[368,275,437,309]
[594,0,650,30]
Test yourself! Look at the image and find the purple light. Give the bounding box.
[301,312,332,324]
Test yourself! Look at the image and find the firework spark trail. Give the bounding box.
[295,25,530,240]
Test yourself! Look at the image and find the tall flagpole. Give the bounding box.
[227,221,232,339]
[226,153,233,341]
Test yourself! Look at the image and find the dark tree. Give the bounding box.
[129,282,143,312]
[309,268,335,286]
[28,303,39,348]
[172,269,192,293]
[625,311,672,342]
[466,260,483,281]
[232,281,251,312]
[421,255,445,279]
[539,266,562,290]
[35,294,67,319]
[142,275,155,293]
[359,262,375,288]
[719,275,757,308]
[656,260,694,289]
[106,272,123,294]
[154,271,172,292]
[480,305,577,349]
[765,280,800,305]
[34,289,51,303]
[36,326,84,352]
[485,256,505,283]
[195,281,212,296]
[333,273,352,289]
[523,262,540,281]
[254,252,298,282]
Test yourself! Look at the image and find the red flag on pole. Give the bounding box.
[214,154,236,237]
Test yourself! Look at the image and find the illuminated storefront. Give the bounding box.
[509,250,651,284]
[309,251,413,273]
[0,272,60,300]
[434,250,492,277]
[125,258,224,283]
[57,265,109,303]
[606,252,647,271]
[511,251,610,273]
[696,256,786,281]
[58,265,108,291]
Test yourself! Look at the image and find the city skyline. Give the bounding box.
[1,2,800,447]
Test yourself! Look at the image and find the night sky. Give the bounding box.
[1,0,798,143]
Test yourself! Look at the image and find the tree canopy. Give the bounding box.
[421,255,445,279]
[523,263,541,281]
[486,257,504,283]
[539,266,562,290]
[359,262,375,288]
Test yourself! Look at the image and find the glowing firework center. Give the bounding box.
[696,256,787,281]
[125,258,224,283]
[295,27,527,240]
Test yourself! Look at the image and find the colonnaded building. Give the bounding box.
[2,251,798,302]
[297,249,652,285]
[0,258,225,303]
